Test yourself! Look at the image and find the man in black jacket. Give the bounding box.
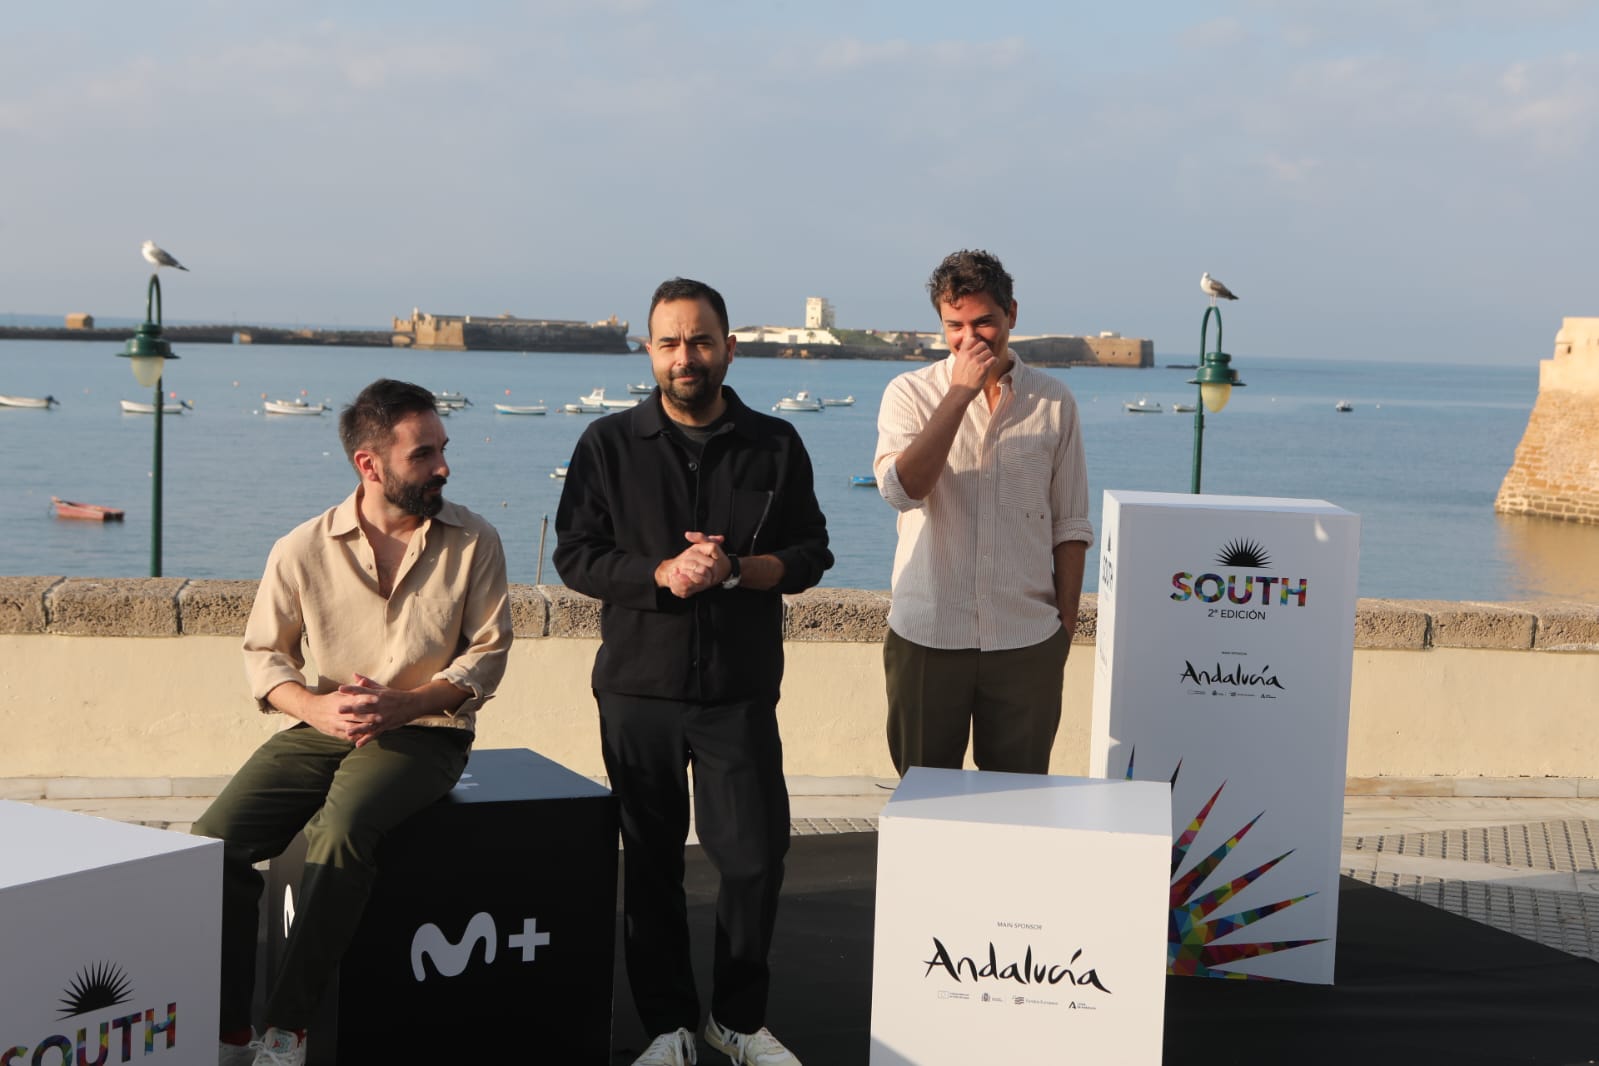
[555,277,832,1066]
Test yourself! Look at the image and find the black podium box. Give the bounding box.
[266,747,618,1064]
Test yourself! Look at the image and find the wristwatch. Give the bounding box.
[721,553,742,590]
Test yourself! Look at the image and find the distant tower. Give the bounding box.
[805,297,836,330]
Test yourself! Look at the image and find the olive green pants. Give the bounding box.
[884,625,1069,776]
[192,723,471,1031]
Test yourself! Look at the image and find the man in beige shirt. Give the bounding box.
[874,249,1093,776]
[192,378,512,1066]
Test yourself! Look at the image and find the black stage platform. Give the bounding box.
[610,833,1599,1065]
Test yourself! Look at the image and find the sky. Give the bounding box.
[3,1,1596,363]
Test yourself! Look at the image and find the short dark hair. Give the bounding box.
[648,277,730,336]
[927,249,1014,313]
[339,378,439,465]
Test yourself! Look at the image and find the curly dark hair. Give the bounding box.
[927,249,1014,313]
[338,378,439,464]
[648,277,730,336]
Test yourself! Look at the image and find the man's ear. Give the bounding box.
[353,447,382,483]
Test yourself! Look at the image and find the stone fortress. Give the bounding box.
[730,296,1153,367]
[1496,317,1599,523]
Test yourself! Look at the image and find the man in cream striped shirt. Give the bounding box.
[873,249,1093,776]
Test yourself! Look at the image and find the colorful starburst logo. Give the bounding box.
[1127,750,1322,979]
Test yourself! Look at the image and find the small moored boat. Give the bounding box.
[434,391,473,409]
[850,474,877,487]
[627,382,654,395]
[1124,397,1162,414]
[263,399,327,416]
[821,395,855,407]
[561,402,603,414]
[581,388,639,410]
[1172,402,1197,413]
[494,403,547,415]
[52,496,125,522]
[551,463,570,480]
[121,398,193,415]
[774,390,824,413]
[0,394,58,409]
[1335,400,1353,412]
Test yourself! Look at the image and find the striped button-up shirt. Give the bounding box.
[874,353,1093,651]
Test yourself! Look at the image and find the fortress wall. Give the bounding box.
[1495,317,1599,523]
[4,579,1598,788]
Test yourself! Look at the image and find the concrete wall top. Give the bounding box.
[2,576,1597,652]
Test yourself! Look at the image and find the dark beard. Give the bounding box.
[386,476,446,518]
[662,366,724,417]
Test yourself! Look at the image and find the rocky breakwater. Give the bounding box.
[1497,317,1599,523]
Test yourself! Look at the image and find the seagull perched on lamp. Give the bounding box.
[1200,272,1237,304]
[141,240,189,272]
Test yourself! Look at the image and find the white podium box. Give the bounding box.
[1090,490,1360,984]
[0,800,221,1064]
[870,768,1171,1066]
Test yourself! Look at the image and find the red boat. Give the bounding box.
[51,497,125,522]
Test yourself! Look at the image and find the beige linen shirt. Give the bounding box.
[874,353,1093,652]
[242,489,513,732]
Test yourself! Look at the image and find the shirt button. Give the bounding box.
[688,461,699,471]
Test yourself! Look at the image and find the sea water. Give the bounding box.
[4,338,1595,602]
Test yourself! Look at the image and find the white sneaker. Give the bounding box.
[249,1027,307,1066]
[633,1028,697,1066]
[218,1038,256,1066]
[704,1016,802,1065]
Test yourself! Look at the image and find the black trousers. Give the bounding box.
[597,691,791,1037]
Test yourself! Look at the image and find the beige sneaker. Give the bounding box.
[704,1016,802,1065]
[249,1027,306,1066]
[633,1027,697,1066]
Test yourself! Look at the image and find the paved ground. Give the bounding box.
[22,787,1599,965]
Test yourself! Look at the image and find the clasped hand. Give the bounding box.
[308,673,414,746]
[657,531,728,599]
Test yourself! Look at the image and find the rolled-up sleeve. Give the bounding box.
[241,539,309,713]
[432,523,512,716]
[1051,399,1094,547]
[874,375,926,514]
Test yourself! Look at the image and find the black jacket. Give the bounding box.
[553,387,833,702]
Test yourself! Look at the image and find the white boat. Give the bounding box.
[1124,397,1162,414]
[263,399,327,416]
[627,382,654,395]
[581,388,639,410]
[434,391,472,409]
[0,394,58,409]
[561,402,603,414]
[774,390,824,413]
[1335,400,1354,413]
[121,398,192,415]
[1172,402,1197,413]
[820,395,855,407]
[494,403,547,415]
[551,463,569,480]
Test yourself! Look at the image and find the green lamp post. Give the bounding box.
[118,275,179,576]
[1188,305,1244,494]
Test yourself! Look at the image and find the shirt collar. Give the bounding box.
[633,385,760,441]
[327,486,466,537]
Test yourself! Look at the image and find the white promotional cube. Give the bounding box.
[0,801,221,1064]
[870,769,1171,1066]
[1090,490,1360,984]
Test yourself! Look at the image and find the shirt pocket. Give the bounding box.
[730,489,776,555]
[997,436,1052,514]
[400,595,464,666]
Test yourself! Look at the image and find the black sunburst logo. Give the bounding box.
[58,962,134,1018]
[1216,538,1271,569]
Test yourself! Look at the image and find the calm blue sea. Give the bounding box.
[4,339,1596,602]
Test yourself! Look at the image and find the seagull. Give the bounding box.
[1201,272,1238,304]
[142,240,189,272]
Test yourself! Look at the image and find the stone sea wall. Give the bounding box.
[4,578,1599,790]
[1496,316,1599,523]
